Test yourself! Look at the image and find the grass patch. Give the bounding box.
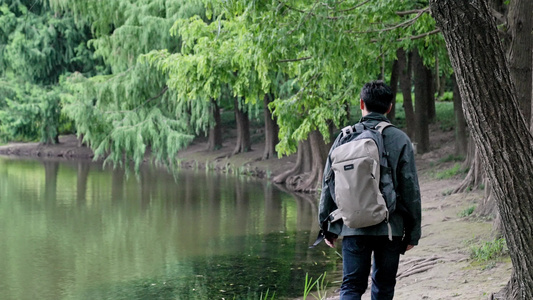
[435,101,455,131]
[458,205,476,218]
[470,238,508,262]
[438,154,465,163]
[435,163,468,179]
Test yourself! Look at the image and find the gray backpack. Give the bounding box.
[326,121,396,239]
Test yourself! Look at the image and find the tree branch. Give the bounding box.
[348,8,428,34]
[396,7,430,16]
[278,56,313,63]
[336,0,370,13]
[370,29,441,43]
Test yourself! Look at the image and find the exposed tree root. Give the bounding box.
[396,256,444,280]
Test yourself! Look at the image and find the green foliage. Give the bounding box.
[0,81,64,144]
[458,205,476,218]
[438,154,465,163]
[0,0,101,143]
[435,101,455,131]
[49,0,210,168]
[303,272,328,300]
[470,238,508,262]
[435,163,468,179]
[437,91,453,102]
[146,0,447,156]
[4,0,453,167]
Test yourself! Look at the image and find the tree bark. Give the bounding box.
[232,97,252,155]
[453,74,467,156]
[507,0,532,126]
[430,1,533,298]
[454,138,484,193]
[272,139,311,185]
[396,49,415,139]
[262,94,279,160]
[388,59,400,123]
[295,130,326,192]
[272,130,327,193]
[412,49,430,154]
[426,66,436,123]
[207,99,223,151]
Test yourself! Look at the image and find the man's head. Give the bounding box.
[360,80,393,115]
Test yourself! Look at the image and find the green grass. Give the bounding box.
[435,163,469,179]
[458,205,476,218]
[470,238,508,262]
[438,154,465,163]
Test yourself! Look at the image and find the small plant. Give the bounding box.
[458,205,476,218]
[470,238,508,262]
[303,272,328,300]
[438,154,465,163]
[260,289,276,300]
[435,163,468,179]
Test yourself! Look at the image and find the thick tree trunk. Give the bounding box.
[388,59,400,123]
[295,130,326,192]
[272,130,327,193]
[412,49,430,154]
[430,1,533,298]
[272,139,311,185]
[232,97,252,155]
[396,49,415,139]
[207,99,223,151]
[507,0,532,125]
[262,94,279,160]
[453,75,467,156]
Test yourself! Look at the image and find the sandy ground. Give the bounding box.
[0,128,512,300]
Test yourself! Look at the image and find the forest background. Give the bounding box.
[1,0,533,298]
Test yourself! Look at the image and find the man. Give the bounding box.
[318,80,422,299]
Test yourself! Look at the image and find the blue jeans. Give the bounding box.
[340,236,403,300]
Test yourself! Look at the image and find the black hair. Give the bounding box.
[360,80,393,114]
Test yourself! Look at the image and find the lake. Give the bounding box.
[0,157,339,300]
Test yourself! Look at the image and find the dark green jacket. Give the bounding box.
[318,113,422,245]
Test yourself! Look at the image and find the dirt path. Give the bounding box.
[0,130,513,300]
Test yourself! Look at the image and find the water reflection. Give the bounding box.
[0,157,339,300]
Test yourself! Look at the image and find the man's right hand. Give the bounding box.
[325,236,337,248]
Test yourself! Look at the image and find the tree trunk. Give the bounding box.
[263,94,279,160]
[430,1,533,298]
[272,139,311,185]
[396,49,415,139]
[295,130,326,192]
[454,138,484,194]
[388,59,400,123]
[412,49,430,154]
[426,66,436,122]
[272,130,327,193]
[232,97,252,155]
[453,74,467,156]
[207,99,223,151]
[507,0,532,126]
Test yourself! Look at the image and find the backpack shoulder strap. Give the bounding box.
[341,125,353,136]
[375,121,393,134]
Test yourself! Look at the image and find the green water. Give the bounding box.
[0,157,339,300]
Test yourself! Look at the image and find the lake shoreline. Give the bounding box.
[0,134,296,180]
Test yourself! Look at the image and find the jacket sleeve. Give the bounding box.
[318,134,342,232]
[396,140,422,245]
